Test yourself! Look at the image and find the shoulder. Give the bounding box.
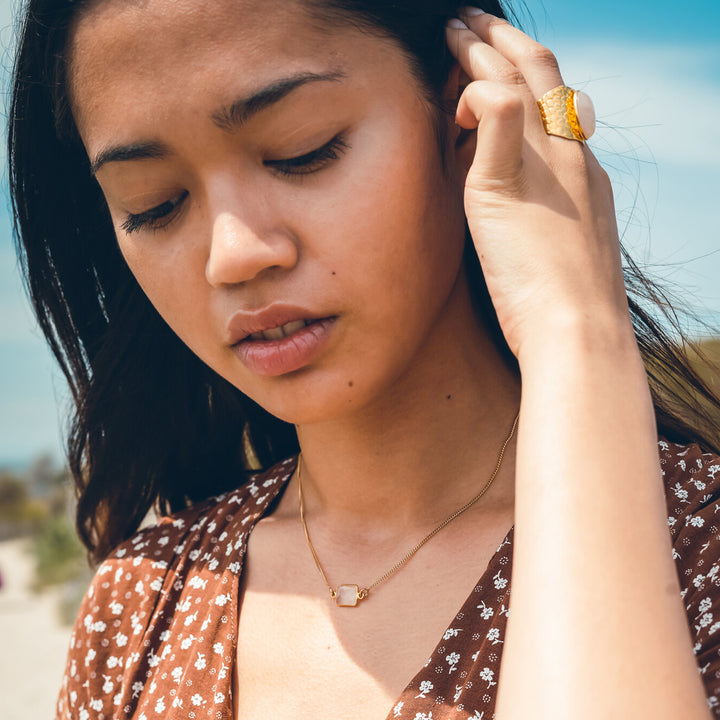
[659,442,720,711]
[659,440,720,566]
[57,456,295,719]
[659,439,720,532]
[115,455,296,565]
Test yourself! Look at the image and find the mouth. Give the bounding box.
[231,316,338,377]
[235,316,337,345]
[245,319,316,342]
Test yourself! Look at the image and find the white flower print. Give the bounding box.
[393,701,404,717]
[213,642,224,654]
[191,694,204,706]
[477,601,493,620]
[492,570,507,590]
[446,652,460,673]
[479,667,497,687]
[194,653,207,670]
[412,713,433,720]
[415,680,434,698]
[443,628,461,640]
[486,627,502,645]
[699,613,713,628]
[155,697,166,713]
[214,692,225,703]
[150,578,163,592]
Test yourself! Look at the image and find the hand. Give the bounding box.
[446,11,632,363]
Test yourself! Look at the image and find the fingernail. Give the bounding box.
[462,6,486,16]
[446,18,468,29]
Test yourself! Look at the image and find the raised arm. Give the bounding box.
[446,9,712,719]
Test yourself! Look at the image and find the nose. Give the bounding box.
[205,209,298,287]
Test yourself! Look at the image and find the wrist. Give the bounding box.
[515,307,640,374]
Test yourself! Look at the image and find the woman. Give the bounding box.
[8,0,720,717]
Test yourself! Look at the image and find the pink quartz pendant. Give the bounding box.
[573,91,596,140]
[335,584,360,607]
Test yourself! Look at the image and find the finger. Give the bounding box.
[446,21,531,90]
[446,23,548,146]
[456,80,525,183]
[459,10,564,99]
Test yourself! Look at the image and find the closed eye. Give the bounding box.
[121,190,189,235]
[265,134,349,177]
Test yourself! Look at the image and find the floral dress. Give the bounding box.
[57,441,720,719]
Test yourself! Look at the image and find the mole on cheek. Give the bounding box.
[446,394,452,400]
[331,271,336,276]
[348,380,354,388]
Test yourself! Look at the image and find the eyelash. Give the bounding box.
[120,134,350,234]
[265,134,350,177]
[121,191,189,235]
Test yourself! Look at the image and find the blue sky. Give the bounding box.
[0,0,719,466]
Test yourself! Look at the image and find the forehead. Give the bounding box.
[67,0,403,144]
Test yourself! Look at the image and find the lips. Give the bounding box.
[226,305,337,376]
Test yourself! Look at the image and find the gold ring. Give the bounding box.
[537,85,595,142]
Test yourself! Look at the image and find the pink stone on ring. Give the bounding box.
[573,91,596,140]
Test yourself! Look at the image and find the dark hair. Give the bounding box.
[8,0,720,562]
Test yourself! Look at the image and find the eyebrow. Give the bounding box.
[90,141,169,175]
[90,70,347,175]
[211,70,346,131]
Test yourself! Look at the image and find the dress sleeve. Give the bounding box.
[54,526,179,720]
[55,559,137,719]
[662,441,720,715]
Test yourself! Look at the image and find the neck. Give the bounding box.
[292,301,521,537]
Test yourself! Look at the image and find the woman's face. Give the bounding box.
[69,0,473,423]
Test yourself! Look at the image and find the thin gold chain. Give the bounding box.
[297,412,519,603]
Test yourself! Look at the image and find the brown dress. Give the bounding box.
[57,442,720,719]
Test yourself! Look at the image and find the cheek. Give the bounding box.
[333,143,464,312]
[119,237,214,349]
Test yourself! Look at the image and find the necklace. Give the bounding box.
[297,412,519,607]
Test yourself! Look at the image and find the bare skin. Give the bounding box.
[67,0,711,718]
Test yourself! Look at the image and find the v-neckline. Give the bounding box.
[381,525,514,719]
[238,457,514,720]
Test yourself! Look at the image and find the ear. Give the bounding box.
[443,62,476,181]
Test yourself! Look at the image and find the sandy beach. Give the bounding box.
[0,539,74,719]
